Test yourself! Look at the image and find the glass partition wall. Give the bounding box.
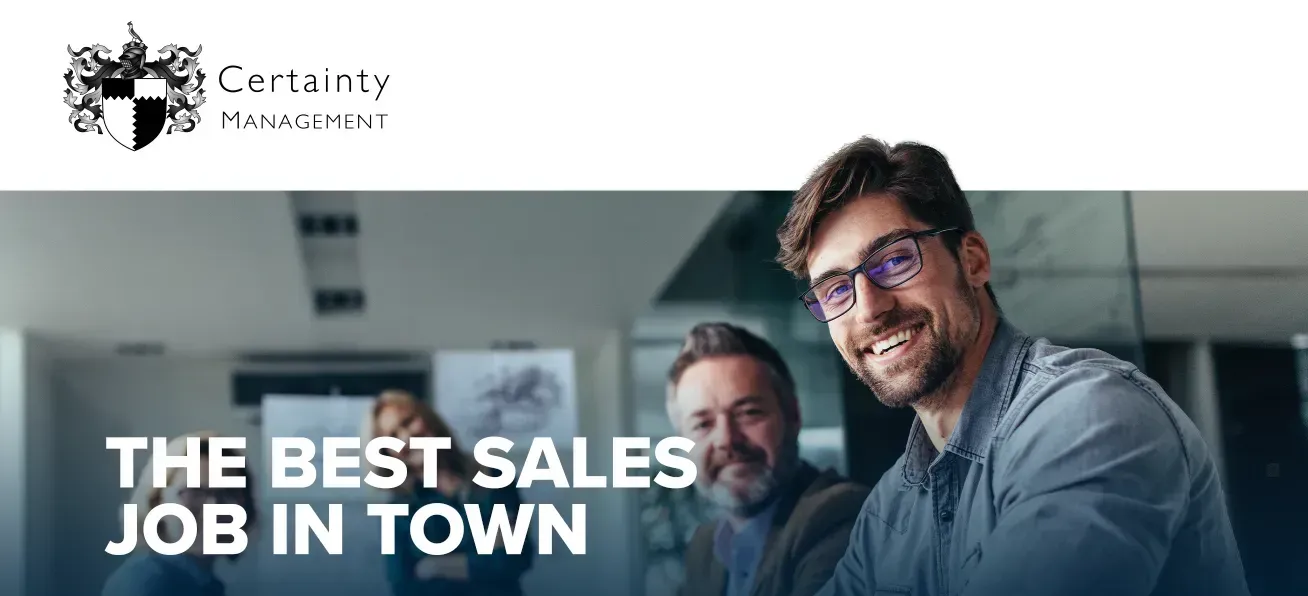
[970,191,1146,365]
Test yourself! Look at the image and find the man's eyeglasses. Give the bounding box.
[799,227,960,323]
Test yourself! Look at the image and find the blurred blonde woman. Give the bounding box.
[366,390,532,596]
[102,431,256,596]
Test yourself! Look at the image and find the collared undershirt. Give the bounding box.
[713,500,780,596]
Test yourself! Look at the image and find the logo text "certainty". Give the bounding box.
[218,66,390,101]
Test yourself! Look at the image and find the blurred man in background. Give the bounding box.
[667,322,868,596]
[778,136,1249,596]
[102,432,257,596]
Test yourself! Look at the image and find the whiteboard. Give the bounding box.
[260,394,377,501]
[252,394,390,596]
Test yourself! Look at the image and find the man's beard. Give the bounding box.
[845,276,980,409]
[696,434,800,519]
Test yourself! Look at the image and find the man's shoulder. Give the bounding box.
[1023,339,1141,379]
[101,554,183,596]
[1012,339,1169,416]
[106,553,173,580]
[1003,336,1201,463]
[685,518,717,555]
[791,468,872,526]
[771,469,874,569]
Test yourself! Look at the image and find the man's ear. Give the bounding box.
[959,231,991,289]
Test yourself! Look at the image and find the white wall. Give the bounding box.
[520,328,639,596]
[50,336,637,596]
[0,330,55,596]
[0,331,55,596]
[0,330,26,596]
[24,335,55,596]
[53,356,248,596]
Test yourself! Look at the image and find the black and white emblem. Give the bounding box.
[101,77,168,151]
[64,22,205,151]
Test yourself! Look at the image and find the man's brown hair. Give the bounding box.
[776,136,997,307]
[666,322,799,424]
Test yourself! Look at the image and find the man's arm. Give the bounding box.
[960,367,1191,596]
[101,559,175,596]
[791,486,871,596]
[812,496,878,596]
[677,523,717,596]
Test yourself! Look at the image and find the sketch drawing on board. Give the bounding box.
[472,363,564,437]
[434,349,578,446]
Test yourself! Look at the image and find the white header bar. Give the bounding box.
[4,1,1306,190]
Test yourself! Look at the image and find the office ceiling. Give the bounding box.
[0,191,732,356]
[0,190,1301,358]
[1131,191,1308,342]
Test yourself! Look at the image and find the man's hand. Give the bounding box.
[415,554,471,581]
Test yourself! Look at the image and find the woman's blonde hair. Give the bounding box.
[122,431,257,558]
[362,390,481,491]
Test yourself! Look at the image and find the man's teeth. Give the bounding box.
[873,328,914,355]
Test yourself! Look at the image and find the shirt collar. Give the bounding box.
[901,317,1031,487]
[712,499,780,568]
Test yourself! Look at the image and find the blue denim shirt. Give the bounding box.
[102,552,225,596]
[713,500,779,596]
[819,318,1249,596]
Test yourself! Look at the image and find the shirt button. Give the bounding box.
[939,509,953,521]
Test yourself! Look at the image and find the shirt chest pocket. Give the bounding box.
[867,509,927,592]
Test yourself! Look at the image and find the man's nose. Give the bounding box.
[708,415,743,448]
[851,273,893,324]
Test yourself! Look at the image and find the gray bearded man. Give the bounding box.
[668,322,869,596]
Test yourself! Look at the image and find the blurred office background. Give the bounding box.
[0,191,1305,596]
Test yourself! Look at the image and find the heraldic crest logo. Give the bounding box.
[63,22,205,151]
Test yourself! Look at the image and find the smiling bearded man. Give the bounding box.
[778,136,1249,596]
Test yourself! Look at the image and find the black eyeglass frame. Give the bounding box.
[798,227,962,323]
